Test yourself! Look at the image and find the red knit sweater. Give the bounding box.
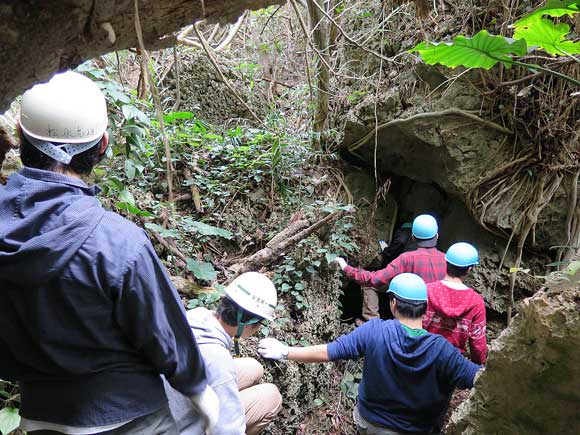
[423,280,487,365]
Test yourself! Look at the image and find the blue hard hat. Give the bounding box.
[445,242,479,267]
[412,214,438,239]
[387,273,427,302]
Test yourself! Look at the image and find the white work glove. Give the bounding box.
[333,256,348,271]
[379,240,388,251]
[190,384,220,435]
[258,337,289,360]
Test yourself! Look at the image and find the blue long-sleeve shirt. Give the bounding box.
[0,167,207,426]
[327,319,480,434]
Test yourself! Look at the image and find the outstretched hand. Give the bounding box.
[258,337,289,360]
[333,256,348,271]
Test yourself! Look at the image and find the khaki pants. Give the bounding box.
[362,286,380,321]
[234,358,282,435]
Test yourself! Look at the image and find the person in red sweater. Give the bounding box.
[335,214,447,323]
[423,242,487,364]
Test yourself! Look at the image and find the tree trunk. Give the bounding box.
[306,0,330,134]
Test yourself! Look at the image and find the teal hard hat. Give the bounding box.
[445,242,479,267]
[412,214,438,239]
[387,273,427,302]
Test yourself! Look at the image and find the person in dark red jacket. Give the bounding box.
[335,214,447,322]
[423,242,487,364]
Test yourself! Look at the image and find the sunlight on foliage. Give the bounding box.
[514,0,580,28]
[410,30,527,69]
[513,17,580,55]
[410,0,580,86]
[0,407,20,435]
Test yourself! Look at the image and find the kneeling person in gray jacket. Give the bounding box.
[165,272,282,434]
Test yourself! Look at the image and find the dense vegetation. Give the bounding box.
[1,1,579,434]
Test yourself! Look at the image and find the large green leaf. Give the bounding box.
[190,221,233,239]
[144,223,182,239]
[0,407,20,435]
[186,259,218,281]
[514,17,580,55]
[514,0,580,29]
[410,30,527,69]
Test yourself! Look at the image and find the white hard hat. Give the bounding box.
[19,71,108,164]
[225,272,277,321]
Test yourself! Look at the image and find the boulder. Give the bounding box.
[447,272,580,434]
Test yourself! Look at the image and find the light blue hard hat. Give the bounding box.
[387,273,427,302]
[412,214,438,239]
[445,242,479,267]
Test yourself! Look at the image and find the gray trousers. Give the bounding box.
[354,406,411,435]
[30,405,178,435]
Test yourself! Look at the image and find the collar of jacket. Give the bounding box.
[19,167,101,195]
[416,238,438,248]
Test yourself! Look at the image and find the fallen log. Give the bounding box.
[171,276,217,296]
[229,210,346,275]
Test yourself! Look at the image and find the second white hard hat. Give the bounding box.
[225,272,277,321]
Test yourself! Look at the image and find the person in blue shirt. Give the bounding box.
[258,273,482,434]
[0,71,218,435]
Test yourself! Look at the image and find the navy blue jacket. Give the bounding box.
[327,319,480,434]
[0,168,207,426]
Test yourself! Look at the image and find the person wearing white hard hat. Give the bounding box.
[164,272,282,435]
[335,214,447,325]
[0,71,217,435]
[423,242,488,365]
[258,273,482,434]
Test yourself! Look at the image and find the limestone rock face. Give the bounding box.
[341,75,571,253]
[447,281,580,434]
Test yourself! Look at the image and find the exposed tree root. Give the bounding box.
[347,108,513,152]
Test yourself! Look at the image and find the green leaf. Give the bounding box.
[122,104,150,125]
[410,30,527,69]
[343,371,354,382]
[116,201,139,215]
[190,221,233,239]
[144,223,182,239]
[0,408,20,435]
[514,1,580,29]
[186,259,218,281]
[313,398,324,407]
[514,17,580,55]
[118,189,135,206]
[567,260,580,276]
[325,252,338,264]
[163,111,194,123]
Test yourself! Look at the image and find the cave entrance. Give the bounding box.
[338,169,501,324]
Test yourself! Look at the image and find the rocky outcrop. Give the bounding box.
[165,53,269,124]
[0,0,282,112]
[340,68,572,253]
[447,273,580,435]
